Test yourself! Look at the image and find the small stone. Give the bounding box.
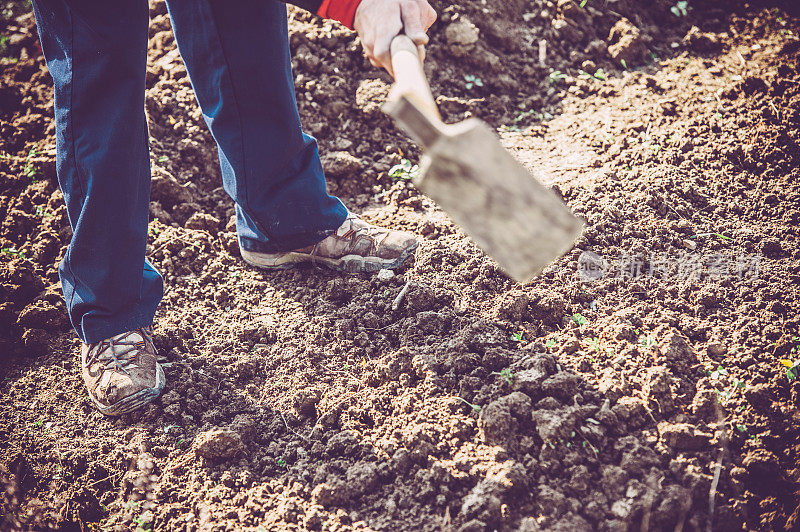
[377,268,394,282]
[185,212,220,233]
[322,151,362,178]
[612,396,646,428]
[643,366,674,414]
[311,480,351,507]
[531,406,578,441]
[691,388,724,421]
[607,18,648,64]
[658,422,712,451]
[445,18,479,57]
[494,290,529,321]
[293,388,322,416]
[192,428,242,460]
[707,342,726,357]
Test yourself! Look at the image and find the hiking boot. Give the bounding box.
[80,327,165,416]
[241,213,418,273]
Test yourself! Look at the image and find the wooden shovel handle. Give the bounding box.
[389,35,441,121]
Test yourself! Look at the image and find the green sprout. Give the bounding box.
[691,232,733,242]
[464,74,484,90]
[388,158,420,181]
[548,70,567,85]
[276,457,287,468]
[545,338,557,349]
[23,148,39,181]
[639,334,656,350]
[585,337,601,352]
[157,155,169,163]
[780,357,799,381]
[510,331,526,343]
[458,397,482,413]
[620,59,628,70]
[579,0,588,7]
[492,368,514,385]
[572,313,587,326]
[707,365,747,402]
[1,247,27,259]
[709,365,728,381]
[671,1,688,17]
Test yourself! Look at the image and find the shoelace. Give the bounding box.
[308,214,391,266]
[87,328,151,375]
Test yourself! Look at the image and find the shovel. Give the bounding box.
[382,35,584,282]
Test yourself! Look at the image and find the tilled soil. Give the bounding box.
[2,0,800,530]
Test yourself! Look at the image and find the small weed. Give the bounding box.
[23,148,39,181]
[510,331,527,343]
[548,70,567,85]
[148,224,162,237]
[545,338,557,349]
[464,74,484,90]
[458,397,482,413]
[157,155,169,163]
[492,368,514,385]
[133,515,151,532]
[585,337,601,353]
[620,59,628,70]
[572,313,588,326]
[513,109,538,123]
[35,205,52,218]
[691,232,733,242]
[709,365,727,381]
[0,35,9,55]
[1,247,27,259]
[502,109,548,132]
[671,0,689,17]
[639,334,656,350]
[579,69,607,81]
[388,158,420,181]
[707,365,747,402]
[780,358,799,381]
[579,0,588,7]
[276,457,287,468]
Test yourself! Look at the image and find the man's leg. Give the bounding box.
[32,0,163,344]
[32,0,165,416]
[165,0,349,254]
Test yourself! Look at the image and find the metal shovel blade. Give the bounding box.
[385,95,584,282]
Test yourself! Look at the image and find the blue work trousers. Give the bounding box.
[31,0,347,343]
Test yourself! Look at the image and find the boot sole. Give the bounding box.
[240,242,418,274]
[90,363,166,417]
